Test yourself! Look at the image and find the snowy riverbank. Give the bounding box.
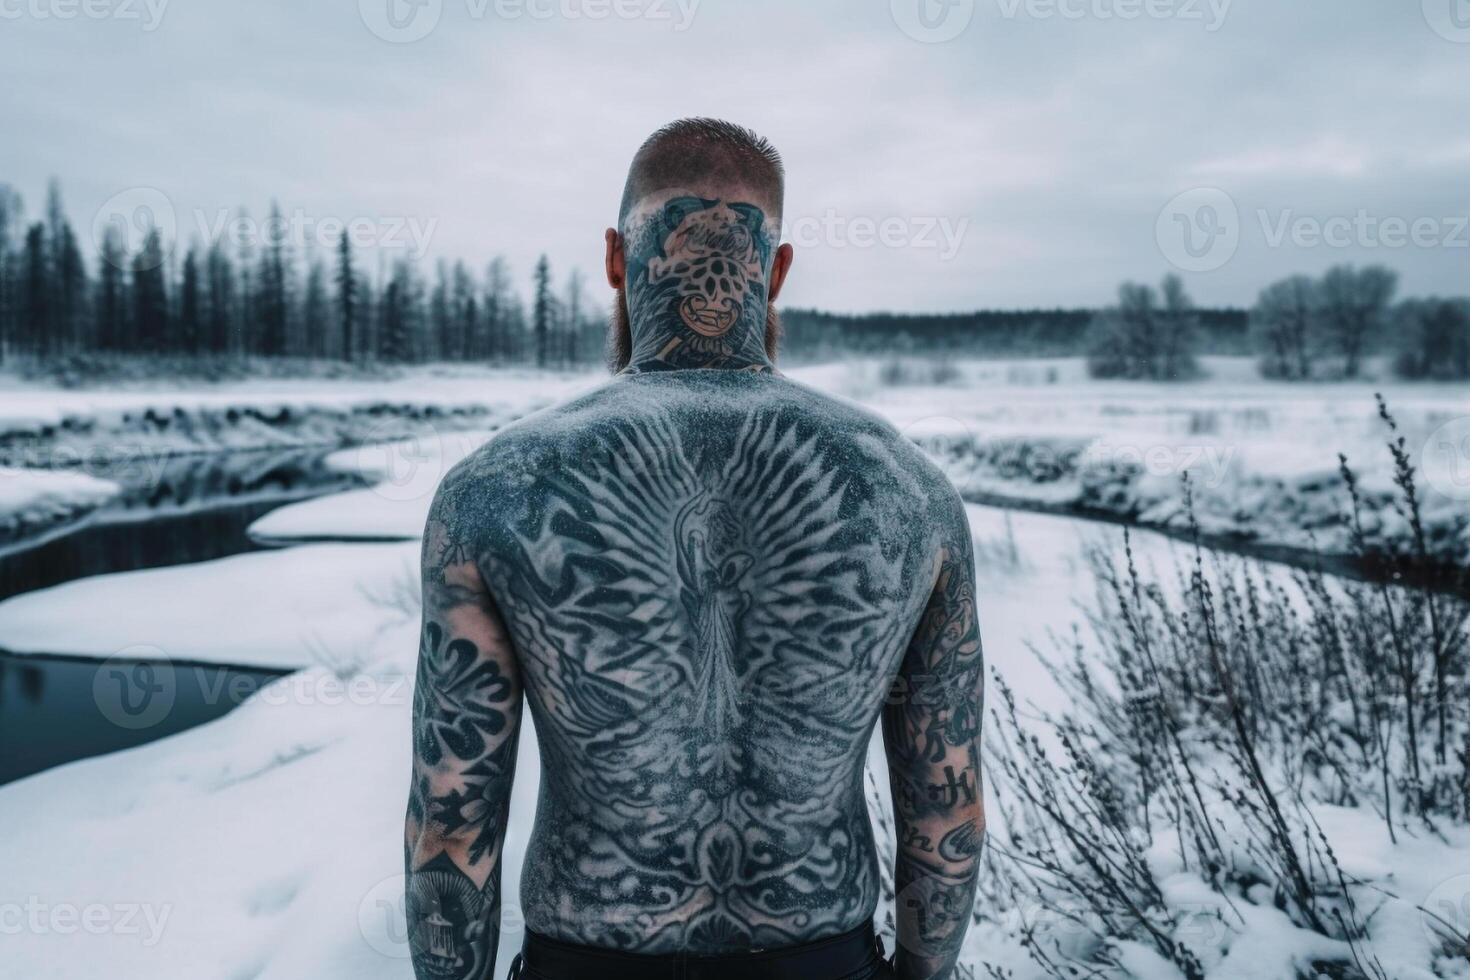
[0,466,120,548]
[804,357,1470,573]
[2,359,1465,569]
[0,370,592,548]
[3,500,1464,978]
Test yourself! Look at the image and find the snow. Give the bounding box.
[0,542,420,669]
[0,466,119,544]
[786,358,1470,565]
[0,496,1195,979]
[249,430,496,543]
[0,370,592,435]
[248,487,431,543]
[1,360,1467,979]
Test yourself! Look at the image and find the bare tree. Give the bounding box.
[1394,298,1470,380]
[1251,275,1319,379]
[1087,275,1199,380]
[1318,264,1398,378]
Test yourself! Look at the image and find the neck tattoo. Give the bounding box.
[622,195,776,373]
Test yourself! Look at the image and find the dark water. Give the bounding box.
[0,446,372,785]
[0,448,368,601]
[0,651,289,785]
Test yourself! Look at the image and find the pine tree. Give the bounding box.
[21,223,47,354]
[179,247,202,355]
[564,268,585,367]
[235,208,254,356]
[44,181,66,351]
[450,261,475,361]
[0,185,22,362]
[430,259,451,362]
[303,260,328,358]
[97,224,129,352]
[533,254,552,368]
[380,259,419,362]
[484,256,512,363]
[258,202,289,356]
[131,229,169,353]
[336,230,358,362]
[205,239,234,355]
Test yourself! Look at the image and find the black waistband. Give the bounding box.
[513,921,885,980]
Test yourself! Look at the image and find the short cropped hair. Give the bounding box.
[619,118,785,227]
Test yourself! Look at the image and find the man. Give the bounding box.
[405,118,984,980]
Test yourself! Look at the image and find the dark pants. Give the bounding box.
[508,922,896,980]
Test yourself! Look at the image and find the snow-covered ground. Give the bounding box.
[0,370,589,551]
[1,360,1466,978]
[797,357,1470,566]
[6,493,1460,978]
[0,466,120,547]
[2,359,1466,562]
[0,499,1120,979]
[0,542,420,669]
[0,370,592,441]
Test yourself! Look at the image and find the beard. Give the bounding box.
[605,287,783,374]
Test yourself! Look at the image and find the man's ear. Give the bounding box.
[767,243,795,303]
[604,228,626,290]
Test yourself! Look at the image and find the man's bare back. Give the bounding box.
[405,119,984,980]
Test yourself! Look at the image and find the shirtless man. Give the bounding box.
[405,118,984,980]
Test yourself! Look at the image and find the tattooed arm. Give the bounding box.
[405,494,522,980]
[882,498,985,980]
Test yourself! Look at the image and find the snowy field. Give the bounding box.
[0,499,1149,979]
[802,357,1470,565]
[0,359,1467,978]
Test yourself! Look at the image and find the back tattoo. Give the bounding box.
[407,365,983,976]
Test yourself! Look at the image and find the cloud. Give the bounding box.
[1,0,1466,310]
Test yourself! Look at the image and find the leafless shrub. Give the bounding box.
[984,401,1467,978]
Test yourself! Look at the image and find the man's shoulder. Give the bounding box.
[440,371,958,510]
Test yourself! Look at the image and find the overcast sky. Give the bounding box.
[3,0,1468,312]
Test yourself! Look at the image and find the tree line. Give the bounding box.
[0,180,605,370]
[1083,266,1469,381]
[1,179,1464,382]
